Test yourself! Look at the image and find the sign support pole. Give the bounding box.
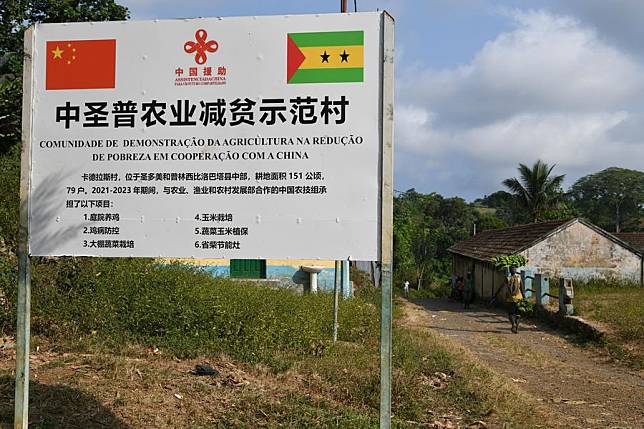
[333,261,340,342]
[15,26,35,429]
[341,259,351,298]
[379,12,395,429]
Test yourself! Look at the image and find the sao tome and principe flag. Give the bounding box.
[287,31,364,84]
[46,39,116,90]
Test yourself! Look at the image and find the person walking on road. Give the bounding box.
[463,271,474,309]
[504,267,523,333]
[450,273,458,299]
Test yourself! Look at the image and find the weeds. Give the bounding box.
[571,279,643,368]
[0,257,545,427]
[2,257,378,368]
[573,279,643,342]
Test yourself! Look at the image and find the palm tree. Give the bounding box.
[502,160,565,223]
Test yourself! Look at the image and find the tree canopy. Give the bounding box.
[0,1,128,249]
[502,160,567,223]
[0,0,129,152]
[393,190,477,288]
[473,191,517,226]
[570,167,644,233]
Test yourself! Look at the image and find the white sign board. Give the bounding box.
[26,12,386,260]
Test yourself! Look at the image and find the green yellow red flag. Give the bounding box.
[287,31,364,84]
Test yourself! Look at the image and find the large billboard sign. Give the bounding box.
[25,12,389,259]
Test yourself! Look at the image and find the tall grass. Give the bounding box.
[569,278,643,368]
[0,257,546,426]
[1,257,378,368]
[573,279,643,343]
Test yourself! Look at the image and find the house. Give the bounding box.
[448,218,643,299]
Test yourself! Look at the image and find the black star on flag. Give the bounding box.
[340,50,350,63]
[320,50,330,63]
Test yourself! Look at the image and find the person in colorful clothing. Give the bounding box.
[505,267,523,333]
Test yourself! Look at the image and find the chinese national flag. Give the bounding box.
[46,39,116,90]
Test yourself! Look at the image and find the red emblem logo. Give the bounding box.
[184,29,218,65]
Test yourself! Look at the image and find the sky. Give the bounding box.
[120,0,644,200]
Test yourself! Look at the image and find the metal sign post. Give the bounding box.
[379,11,395,429]
[333,260,340,342]
[15,26,35,429]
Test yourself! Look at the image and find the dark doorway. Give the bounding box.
[230,259,267,279]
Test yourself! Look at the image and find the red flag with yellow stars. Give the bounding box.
[46,39,116,90]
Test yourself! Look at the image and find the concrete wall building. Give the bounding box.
[448,218,643,299]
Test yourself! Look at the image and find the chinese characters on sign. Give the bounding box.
[54,96,349,128]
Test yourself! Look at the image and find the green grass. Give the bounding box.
[395,281,451,300]
[0,258,544,427]
[2,257,378,368]
[214,391,382,429]
[550,279,644,342]
[573,279,643,367]
[573,279,643,342]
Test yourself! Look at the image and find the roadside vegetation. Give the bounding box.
[574,280,643,342]
[573,279,644,367]
[1,258,377,367]
[0,258,544,428]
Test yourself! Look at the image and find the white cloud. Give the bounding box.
[552,0,644,60]
[395,9,644,199]
[459,112,629,166]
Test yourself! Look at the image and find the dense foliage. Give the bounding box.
[0,1,129,250]
[1,0,129,152]
[473,191,520,226]
[570,167,644,233]
[0,145,19,251]
[0,257,378,366]
[393,190,477,289]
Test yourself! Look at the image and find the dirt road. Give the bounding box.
[402,298,644,429]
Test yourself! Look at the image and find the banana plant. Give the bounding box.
[491,254,527,270]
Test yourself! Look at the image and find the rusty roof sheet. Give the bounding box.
[448,219,572,262]
[614,232,644,253]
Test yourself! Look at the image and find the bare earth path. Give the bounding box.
[402,298,644,429]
